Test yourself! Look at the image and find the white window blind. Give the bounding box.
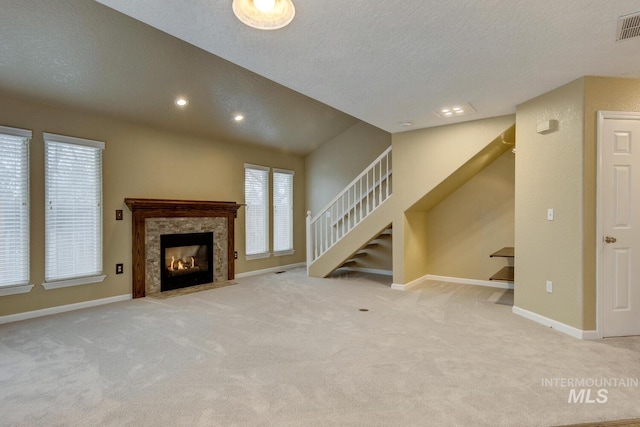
[273,169,294,254]
[244,164,269,259]
[44,133,104,284]
[0,126,31,288]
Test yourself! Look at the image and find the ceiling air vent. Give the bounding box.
[617,11,640,41]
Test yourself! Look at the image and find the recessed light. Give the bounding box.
[434,103,476,118]
[175,98,188,107]
[399,120,414,127]
[234,114,245,122]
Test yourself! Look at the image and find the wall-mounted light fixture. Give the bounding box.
[232,0,295,30]
[536,119,558,134]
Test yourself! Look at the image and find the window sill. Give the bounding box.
[42,275,106,290]
[0,284,34,297]
[273,249,295,257]
[245,252,270,261]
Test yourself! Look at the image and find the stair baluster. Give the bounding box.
[306,147,392,272]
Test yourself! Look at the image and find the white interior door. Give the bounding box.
[598,111,640,338]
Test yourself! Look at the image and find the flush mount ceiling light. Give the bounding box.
[434,103,476,118]
[232,0,295,30]
[174,97,188,107]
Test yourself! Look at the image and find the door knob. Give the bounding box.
[604,236,617,244]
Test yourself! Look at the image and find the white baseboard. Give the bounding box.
[235,262,306,279]
[0,294,132,325]
[339,267,393,276]
[426,274,514,290]
[391,273,429,291]
[512,305,599,340]
[392,273,514,291]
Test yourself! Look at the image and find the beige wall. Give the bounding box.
[0,94,306,317]
[515,76,640,331]
[402,211,430,282]
[391,115,516,284]
[305,121,390,215]
[426,150,515,280]
[515,78,586,329]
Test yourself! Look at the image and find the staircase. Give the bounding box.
[306,116,516,280]
[306,147,392,277]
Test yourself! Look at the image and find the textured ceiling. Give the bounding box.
[0,0,358,154]
[3,1,640,155]
[95,0,640,133]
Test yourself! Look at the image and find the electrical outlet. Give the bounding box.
[547,208,554,221]
[234,251,238,259]
[116,263,123,274]
[546,280,553,293]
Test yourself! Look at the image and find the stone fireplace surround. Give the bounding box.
[125,198,241,298]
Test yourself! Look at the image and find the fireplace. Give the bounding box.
[160,232,213,292]
[125,198,241,298]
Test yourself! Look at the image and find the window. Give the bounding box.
[0,126,32,296]
[43,133,105,289]
[273,169,294,255]
[244,164,269,259]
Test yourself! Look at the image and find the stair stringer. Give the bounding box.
[308,197,394,278]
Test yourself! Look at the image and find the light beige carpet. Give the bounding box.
[1,268,639,426]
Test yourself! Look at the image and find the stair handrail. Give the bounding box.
[309,146,392,224]
[307,146,392,268]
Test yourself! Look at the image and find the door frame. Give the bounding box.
[596,110,640,338]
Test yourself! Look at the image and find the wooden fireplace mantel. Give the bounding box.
[125,198,242,298]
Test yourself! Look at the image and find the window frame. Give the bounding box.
[244,163,270,260]
[0,125,34,296]
[272,168,295,256]
[42,132,106,290]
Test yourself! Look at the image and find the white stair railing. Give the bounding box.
[306,146,392,268]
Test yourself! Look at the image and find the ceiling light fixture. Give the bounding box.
[434,103,476,118]
[175,98,188,107]
[232,0,295,30]
[234,114,245,122]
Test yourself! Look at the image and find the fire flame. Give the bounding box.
[168,256,197,271]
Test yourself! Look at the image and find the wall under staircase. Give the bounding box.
[306,115,516,281]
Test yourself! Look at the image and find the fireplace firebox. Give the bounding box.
[160,232,214,292]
